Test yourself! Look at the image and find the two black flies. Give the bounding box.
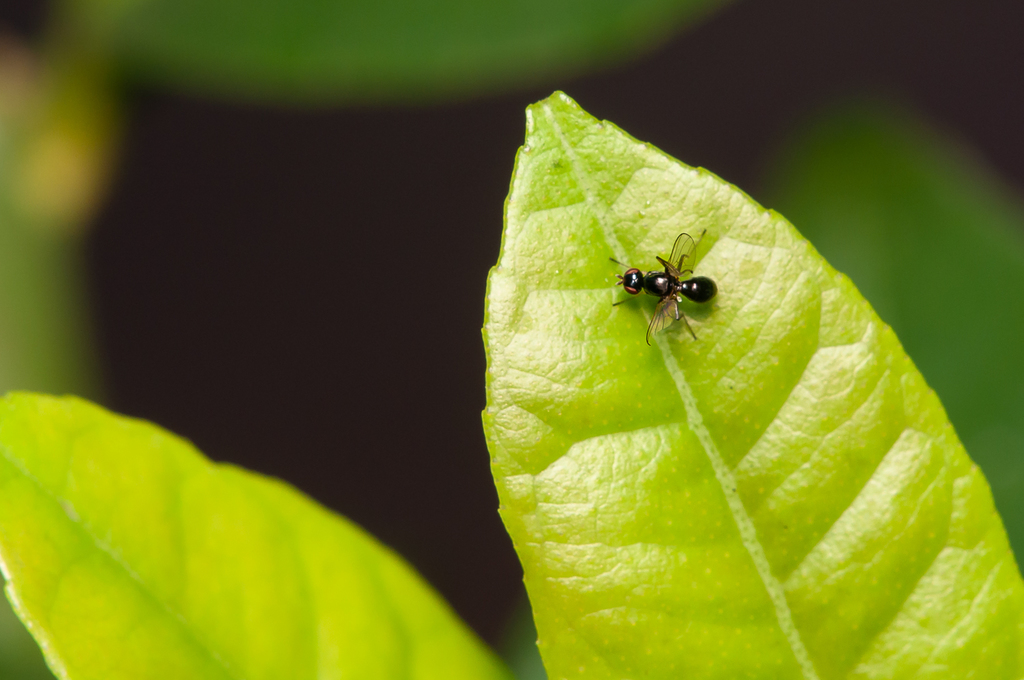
[610,230,717,345]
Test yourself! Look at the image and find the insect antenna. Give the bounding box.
[609,257,629,267]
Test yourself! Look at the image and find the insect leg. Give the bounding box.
[678,312,697,340]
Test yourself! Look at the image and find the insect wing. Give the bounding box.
[645,297,680,345]
[668,232,697,274]
[656,256,681,278]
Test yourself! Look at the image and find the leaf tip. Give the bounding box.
[525,90,585,125]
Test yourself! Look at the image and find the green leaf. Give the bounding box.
[71,0,726,102]
[499,595,547,680]
[0,393,510,680]
[762,103,1024,558]
[483,92,1024,678]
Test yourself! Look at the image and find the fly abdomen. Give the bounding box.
[679,276,717,303]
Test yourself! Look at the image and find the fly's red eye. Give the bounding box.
[622,268,643,295]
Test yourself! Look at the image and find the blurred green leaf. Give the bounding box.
[0,588,53,680]
[763,103,1024,558]
[68,0,727,102]
[500,595,546,680]
[0,393,511,680]
[483,92,1024,678]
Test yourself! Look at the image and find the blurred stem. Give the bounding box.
[0,24,121,680]
[0,27,120,398]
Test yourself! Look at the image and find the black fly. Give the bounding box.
[610,230,717,345]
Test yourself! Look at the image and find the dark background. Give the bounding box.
[4,0,1024,644]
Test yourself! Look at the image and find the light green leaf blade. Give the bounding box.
[763,103,1024,557]
[483,92,1024,679]
[0,393,510,680]
[74,0,726,102]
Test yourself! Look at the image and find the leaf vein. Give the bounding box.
[541,96,822,680]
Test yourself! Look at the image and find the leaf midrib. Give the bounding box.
[539,96,822,680]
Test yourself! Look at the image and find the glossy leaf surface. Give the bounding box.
[483,92,1024,679]
[764,104,1024,557]
[74,0,725,102]
[0,393,510,680]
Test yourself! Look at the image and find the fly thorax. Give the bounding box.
[643,272,673,297]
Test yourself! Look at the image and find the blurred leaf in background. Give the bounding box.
[0,393,512,680]
[500,597,546,680]
[69,0,729,103]
[0,583,53,680]
[764,101,1024,555]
